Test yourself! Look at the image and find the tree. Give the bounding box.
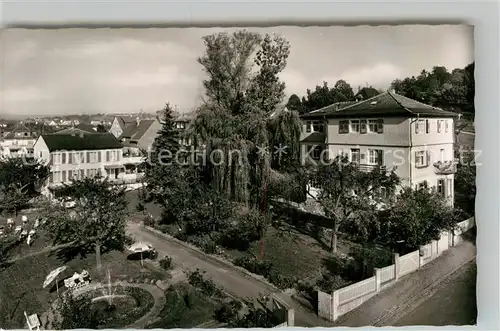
[377,187,465,253]
[285,94,303,113]
[45,176,128,271]
[55,292,100,329]
[334,79,355,101]
[190,30,292,209]
[455,150,476,216]
[306,155,400,253]
[96,124,107,133]
[0,158,49,216]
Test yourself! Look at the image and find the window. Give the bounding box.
[339,120,349,134]
[61,153,67,164]
[418,181,428,189]
[368,120,378,132]
[360,120,367,134]
[306,121,311,133]
[351,148,360,164]
[437,120,443,133]
[415,150,426,167]
[350,120,360,133]
[52,171,60,183]
[446,179,452,198]
[308,145,322,160]
[39,151,43,158]
[440,149,445,162]
[415,119,428,134]
[312,121,324,133]
[88,151,98,163]
[445,120,449,133]
[437,179,445,197]
[61,171,67,182]
[426,119,430,133]
[368,149,384,165]
[68,153,73,164]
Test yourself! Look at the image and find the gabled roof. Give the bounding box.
[53,127,96,135]
[301,92,458,119]
[40,132,122,152]
[3,123,36,139]
[76,123,97,133]
[302,101,359,118]
[120,119,155,141]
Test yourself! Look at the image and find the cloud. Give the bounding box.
[2,87,53,103]
[323,63,403,89]
[106,66,197,88]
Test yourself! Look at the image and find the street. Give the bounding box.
[394,260,476,326]
[126,221,334,327]
[335,240,476,327]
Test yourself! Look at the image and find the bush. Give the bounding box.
[143,215,156,227]
[267,271,297,290]
[214,301,239,323]
[317,273,351,293]
[159,256,173,270]
[187,269,222,297]
[188,235,218,254]
[233,256,273,278]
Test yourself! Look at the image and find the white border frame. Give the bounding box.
[1,0,498,330]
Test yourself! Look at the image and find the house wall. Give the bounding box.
[109,118,123,139]
[327,117,410,147]
[34,137,124,185]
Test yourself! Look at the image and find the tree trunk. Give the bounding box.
[95,242,102,272]
[330,221,339,253]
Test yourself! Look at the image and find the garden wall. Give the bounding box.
[317,217,475,322]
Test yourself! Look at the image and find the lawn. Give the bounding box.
[146,282,217,328]
[0,248,167,329]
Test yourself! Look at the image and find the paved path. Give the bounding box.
[126,222,333,327]
[334,240,476,326]
[393,260,476,326]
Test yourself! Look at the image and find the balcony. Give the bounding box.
[353,163,387,173]
[433,161,457,175]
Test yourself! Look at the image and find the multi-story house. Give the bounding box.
[0,123,37,158]
[33,132,125,187]
[300,91,458,205]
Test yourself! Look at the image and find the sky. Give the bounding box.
[1,25,473,117]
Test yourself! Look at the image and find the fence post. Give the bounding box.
[418,247,424,268]
[374,268,381,292]
[393,253,400,280]
[432,240,439,258]
[332,290,339,321]
[287,308,295,326]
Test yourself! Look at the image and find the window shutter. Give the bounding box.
[426,150,431,166]
[306,122,311,133]
[437,120,441,133]
[426,119,430,133]
[360,120,367,134]
[338,122,343,134]
[81,152,85,163]
[377,119,384,133]
[415,122,419,134]
[68,153,73,164]
[445,120,449,132]
[98,151,101,163]
[50,154,54,165]
[106,151,110,162]
[87,152,90,163]
[377,150,384,165]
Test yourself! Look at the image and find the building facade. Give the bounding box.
[300,91,457,204]
[0,124,37,158]
[33,132,125,186]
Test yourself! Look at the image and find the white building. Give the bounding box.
[0,123,37,158]
[33,132,126,187]
[300,91,458,205]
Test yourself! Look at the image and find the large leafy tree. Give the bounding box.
[54,292,100,329]
[377,187,465,253]
[189,30,293,210]
[455,150,476,216]
[0,157,49,216]
[45,176,128,271]
[285,79,356,114]
[306,155,400,253]
[391,63,475,115]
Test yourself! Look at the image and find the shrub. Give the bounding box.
[214,301,239,323]
[159,256,173,270]
[268,271,297,290]
[317,273,351,293]
[233,256,273,278]
[143,215,156,227]
[188,235,218,254]
[187,269,222,297]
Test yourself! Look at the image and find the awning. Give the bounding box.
[104,164,125,169]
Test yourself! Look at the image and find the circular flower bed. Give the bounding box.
[84,286,155,329]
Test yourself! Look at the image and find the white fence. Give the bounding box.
[317,217,475,321]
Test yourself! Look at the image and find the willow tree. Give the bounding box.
[189,31,294,211]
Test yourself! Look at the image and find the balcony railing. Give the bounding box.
[353,163,387,173]
[433,161,457,175]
